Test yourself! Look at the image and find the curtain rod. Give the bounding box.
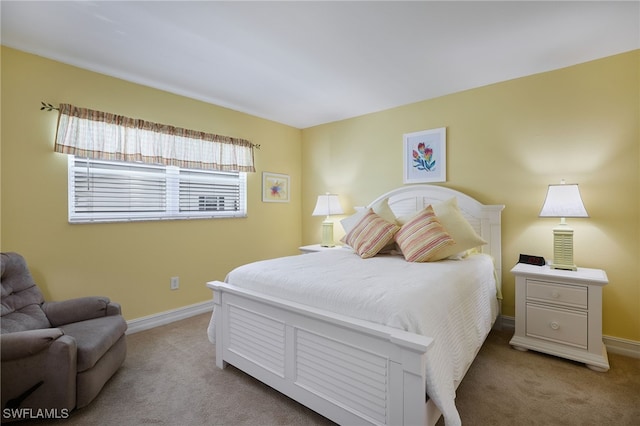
[39,101,260,149]
[40,102,59,111]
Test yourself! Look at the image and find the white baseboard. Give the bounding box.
[603,335,640,359]
[125,308,640,359]
[498,315,640,359]
[498,315,515,330]
[126,300,213,335]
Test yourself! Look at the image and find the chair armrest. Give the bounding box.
[105,301,122,316]
[42,296,121,327]
[1,329,69,361]
[1,330,77,413]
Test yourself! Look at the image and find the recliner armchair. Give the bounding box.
[1,252,127,421]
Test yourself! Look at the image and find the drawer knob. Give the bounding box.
[551,290,560,299]
[550,321,560,330]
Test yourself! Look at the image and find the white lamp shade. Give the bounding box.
[539,184,589,218]
[312,194,344,217]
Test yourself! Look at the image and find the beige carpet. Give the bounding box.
[22,313,640,425]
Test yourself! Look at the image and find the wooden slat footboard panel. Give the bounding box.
[210,282,435,426]
[227,304,286,377]
[295,328,389,424]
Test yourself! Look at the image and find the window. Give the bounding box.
[53,103,255,223]
[68,156,247,223]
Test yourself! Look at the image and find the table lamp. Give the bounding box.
[312,193,344,247]
[539,180,589,270]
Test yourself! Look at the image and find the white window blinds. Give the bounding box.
[68,156,247,223]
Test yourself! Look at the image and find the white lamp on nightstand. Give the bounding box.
[539,180,589,271]
[312,193,344,247]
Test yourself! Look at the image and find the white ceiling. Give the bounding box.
[2,1,638,129]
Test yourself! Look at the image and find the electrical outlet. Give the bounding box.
[170,276,179,290]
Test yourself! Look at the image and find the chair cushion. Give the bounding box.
[1,305,51,334]
[0,253,40,298]
[59,315,127,372]
[1,253,50,334]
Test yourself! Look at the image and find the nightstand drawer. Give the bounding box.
[526,304,588,349]
[526,279,588,309]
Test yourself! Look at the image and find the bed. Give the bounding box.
[206,185,504,426]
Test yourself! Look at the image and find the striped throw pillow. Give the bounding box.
[395,205,455,262]
[345,209,400,259]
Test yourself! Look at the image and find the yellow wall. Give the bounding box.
[302,51,640,341]
[1,47,303,320]
[2,47,638,343]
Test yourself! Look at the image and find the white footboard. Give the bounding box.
[207,280,441,426]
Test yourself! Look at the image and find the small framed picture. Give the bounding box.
[403,127,446,183]
[262,172,290,203]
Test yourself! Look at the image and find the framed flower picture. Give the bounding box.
[403,127,446,183]
[262,172,290,202]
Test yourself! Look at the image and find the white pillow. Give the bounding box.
[341,198,397,234]
[430,197,487,260]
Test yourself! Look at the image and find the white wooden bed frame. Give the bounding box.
[207,185,504,426]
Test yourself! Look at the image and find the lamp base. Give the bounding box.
[550,225,577,271]
[550,263,577,271]
[320,220,335,247]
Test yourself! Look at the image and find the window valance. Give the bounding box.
[54,104,255,172]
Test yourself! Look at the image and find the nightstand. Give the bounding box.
[299,244,346,254]
[509,262,609,371]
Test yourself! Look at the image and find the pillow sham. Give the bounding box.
[430,197,487,261]
[394,205,454,262]
[344,209,400,259]
[340,197,396,234]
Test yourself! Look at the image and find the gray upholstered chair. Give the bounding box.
[1,252,127,421]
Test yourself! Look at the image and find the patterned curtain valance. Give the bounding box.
[54,104,255,172]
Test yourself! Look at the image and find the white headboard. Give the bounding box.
[367,185,505,286]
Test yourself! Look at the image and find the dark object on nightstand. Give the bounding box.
[519,254,545,266]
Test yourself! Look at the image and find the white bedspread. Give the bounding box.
[207,250,499,425]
